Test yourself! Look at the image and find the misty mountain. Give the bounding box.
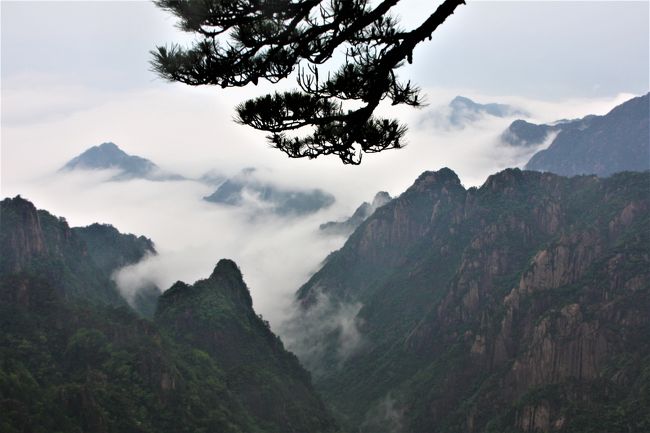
[72,223,160,317]
[0,195,157,312]
[204,168,335,216]
[524,93,650,176]
[0,199,337,432]
[319,191,392,236]
[447,96,529,127]
[60,142,182,181]
[288,168,650,432]
[198,168,225,185]
[420,96,530,130]
[500,119,561,147]
[500,117,594,148]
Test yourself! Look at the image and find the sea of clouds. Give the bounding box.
[1,79,636,331]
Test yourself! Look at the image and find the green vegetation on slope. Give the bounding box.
[0,197,337,433]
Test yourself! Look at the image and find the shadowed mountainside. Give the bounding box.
[0,198,338,433]
[289,168,650,433]
[523,93,649,176]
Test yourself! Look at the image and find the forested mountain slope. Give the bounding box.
[0,198,337,433]
[291,168,650,433]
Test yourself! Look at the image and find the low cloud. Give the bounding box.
[280,289,365,374]
[1,81,636,332]
[360,393,406,433]
[1,165,346,328]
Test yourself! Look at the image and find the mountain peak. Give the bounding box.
[59,142,186,181]
[449,95,529,122]
[371,191,391,207]
[450,95,474,106]
[98,141,119,149]
[83,141,128,157]
[412,167,461,190]
[208,259,252,309]
[94,141,123,153]
[210,258,243,281]
[483,166,523,183]
[3,194,37,212]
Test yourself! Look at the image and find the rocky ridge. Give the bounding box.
[523,93,649,176]
[290,168,650,432]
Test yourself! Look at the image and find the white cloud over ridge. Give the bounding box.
[1,79,638,331]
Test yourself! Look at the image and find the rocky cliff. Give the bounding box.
[289,168,650,432]
[0,196,156,309]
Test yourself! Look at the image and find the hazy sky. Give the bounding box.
[2,1,648,99]
[1,1,648,327]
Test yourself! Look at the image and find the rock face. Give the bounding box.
[60,142,182,181]
[289,168,650,432]
[524,93,650,176]
[320,191,392,236]
[204,168,335,216]
[0,195,48,273]
[0,196,156,310]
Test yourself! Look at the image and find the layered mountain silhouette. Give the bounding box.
[60,142,182,181]
[0,197,337,433]
[421,96,529,129]
[502,93,649,177]
[288,168,650,432]
[319,191,392,236]
[204,168,335,216]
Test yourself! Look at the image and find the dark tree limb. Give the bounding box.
[152,0,466,164]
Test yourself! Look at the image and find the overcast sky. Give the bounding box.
[1,0,648,327]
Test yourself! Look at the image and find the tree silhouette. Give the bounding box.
[152,0,466,164]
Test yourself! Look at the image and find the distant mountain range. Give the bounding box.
[420,96,529,129]
[60,142,183,181]
[501,93,649,177]
[319,191,392,236]
[60,144,337,216]
[449,96,529,127]
[288,167,650,433]
[204,168,335,216]
[525,93,649,176]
